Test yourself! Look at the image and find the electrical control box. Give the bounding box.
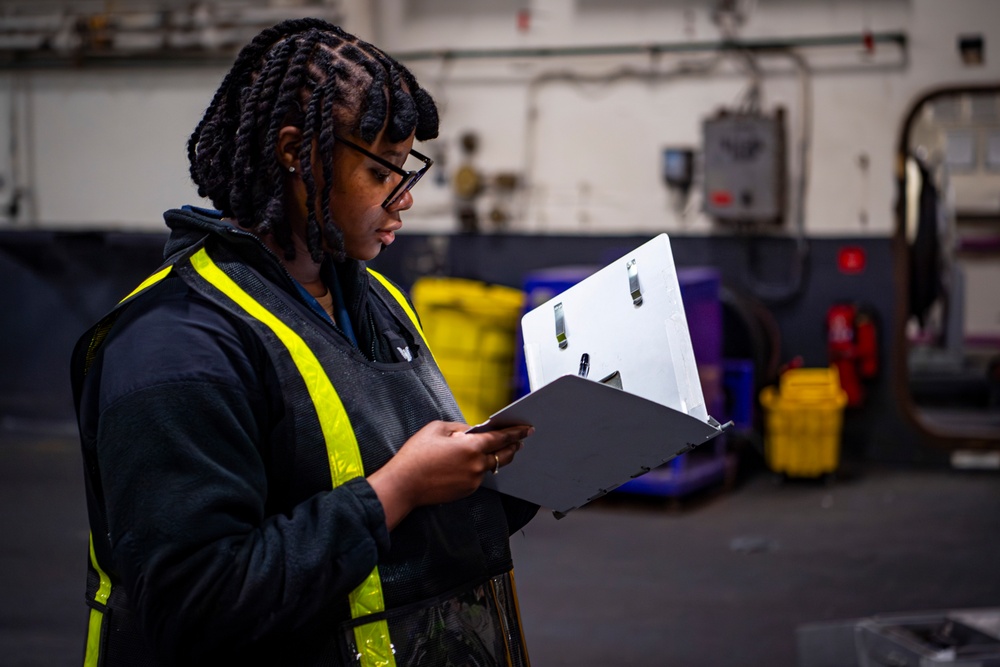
[702,111,786,224]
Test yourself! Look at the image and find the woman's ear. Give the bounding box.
[276,126,303,173]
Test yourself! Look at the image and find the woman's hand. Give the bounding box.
[367,420,533,530]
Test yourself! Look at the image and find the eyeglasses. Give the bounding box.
[335,135,433,209]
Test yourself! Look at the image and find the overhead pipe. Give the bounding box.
[392,32,907,63]
[0,25,906,70]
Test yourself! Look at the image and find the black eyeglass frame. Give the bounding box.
[335,135,433,209]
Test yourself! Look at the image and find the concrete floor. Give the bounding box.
[2,425,999,667]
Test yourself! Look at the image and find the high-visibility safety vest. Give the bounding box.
[73,236,530,667]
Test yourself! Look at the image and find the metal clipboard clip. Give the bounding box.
[554,302,568,349]
[626,259,643,306]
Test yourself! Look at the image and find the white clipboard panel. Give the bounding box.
[468,234,727,515]
[520,233,708,421]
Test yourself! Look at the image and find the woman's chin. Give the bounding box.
[344,242,384,262]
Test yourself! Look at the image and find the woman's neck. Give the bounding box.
[260,231,326,297]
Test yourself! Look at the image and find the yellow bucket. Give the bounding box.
[759,367,848,478]
[410,277,525,425]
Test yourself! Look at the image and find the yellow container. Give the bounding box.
[758,367,848,478]
[410,277,525,425]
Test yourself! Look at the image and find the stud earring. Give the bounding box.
[288,166,296,174]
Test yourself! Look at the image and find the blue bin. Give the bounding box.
[723,358,755,432]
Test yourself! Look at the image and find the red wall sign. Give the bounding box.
[837,246,866,274]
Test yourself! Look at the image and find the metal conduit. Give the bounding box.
[0,31,907,69]
[392,32,907,63]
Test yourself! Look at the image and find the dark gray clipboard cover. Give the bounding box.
[472,375,727,516]
[468,233,731,516]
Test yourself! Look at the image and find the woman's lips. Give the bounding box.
[377,227,398,246]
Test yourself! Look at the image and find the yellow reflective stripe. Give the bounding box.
[82,268,176,665]
[189,248,396,667]
[84,609,103,667]
[190,249,362,485]
[367,268,434,361]
[83,265,175,376]
[120,265,173,303]
[89,533,112,606]
[84,533,112,667]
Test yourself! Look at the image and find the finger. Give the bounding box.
[491,425,533,447]
[502,440,523,456]
[439,421,472,435]
[462,427,521,452]
[479,450,499,475]
[493,439,524,470]
[492,434,528,462]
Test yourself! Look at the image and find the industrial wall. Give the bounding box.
[0,0,995,236]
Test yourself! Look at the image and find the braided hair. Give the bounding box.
[188,18,439,261]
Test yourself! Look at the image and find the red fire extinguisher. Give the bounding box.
[826,303,879,407]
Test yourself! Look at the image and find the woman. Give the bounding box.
[72,18,536,667]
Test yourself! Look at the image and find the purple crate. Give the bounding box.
[678,267,723,422]
[616,445,732,498]
[677,267,722,368]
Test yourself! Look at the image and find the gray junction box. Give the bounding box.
[702,111,786,224]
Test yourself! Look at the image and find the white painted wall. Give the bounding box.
[0,0,997,235]
[0,67,227,227]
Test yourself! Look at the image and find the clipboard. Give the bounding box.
[470,233,730,516]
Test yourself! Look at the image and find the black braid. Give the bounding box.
[188,18,325,202]
[317,81,343,261]
[230,41,295,226]
[360,68,389,144]
[187,18,439,260]
[298,70,323,262]
[387,67,418,143]
[263,30,321,258]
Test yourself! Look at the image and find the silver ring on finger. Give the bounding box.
[492,453,500,475]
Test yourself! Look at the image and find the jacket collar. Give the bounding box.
[162,206,374,347]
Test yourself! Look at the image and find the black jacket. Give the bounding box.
[74,207,537,665]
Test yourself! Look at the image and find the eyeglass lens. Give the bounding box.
[383,156,430,208]
[398,173,423,201]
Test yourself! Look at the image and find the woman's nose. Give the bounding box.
[386,188,414,212]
